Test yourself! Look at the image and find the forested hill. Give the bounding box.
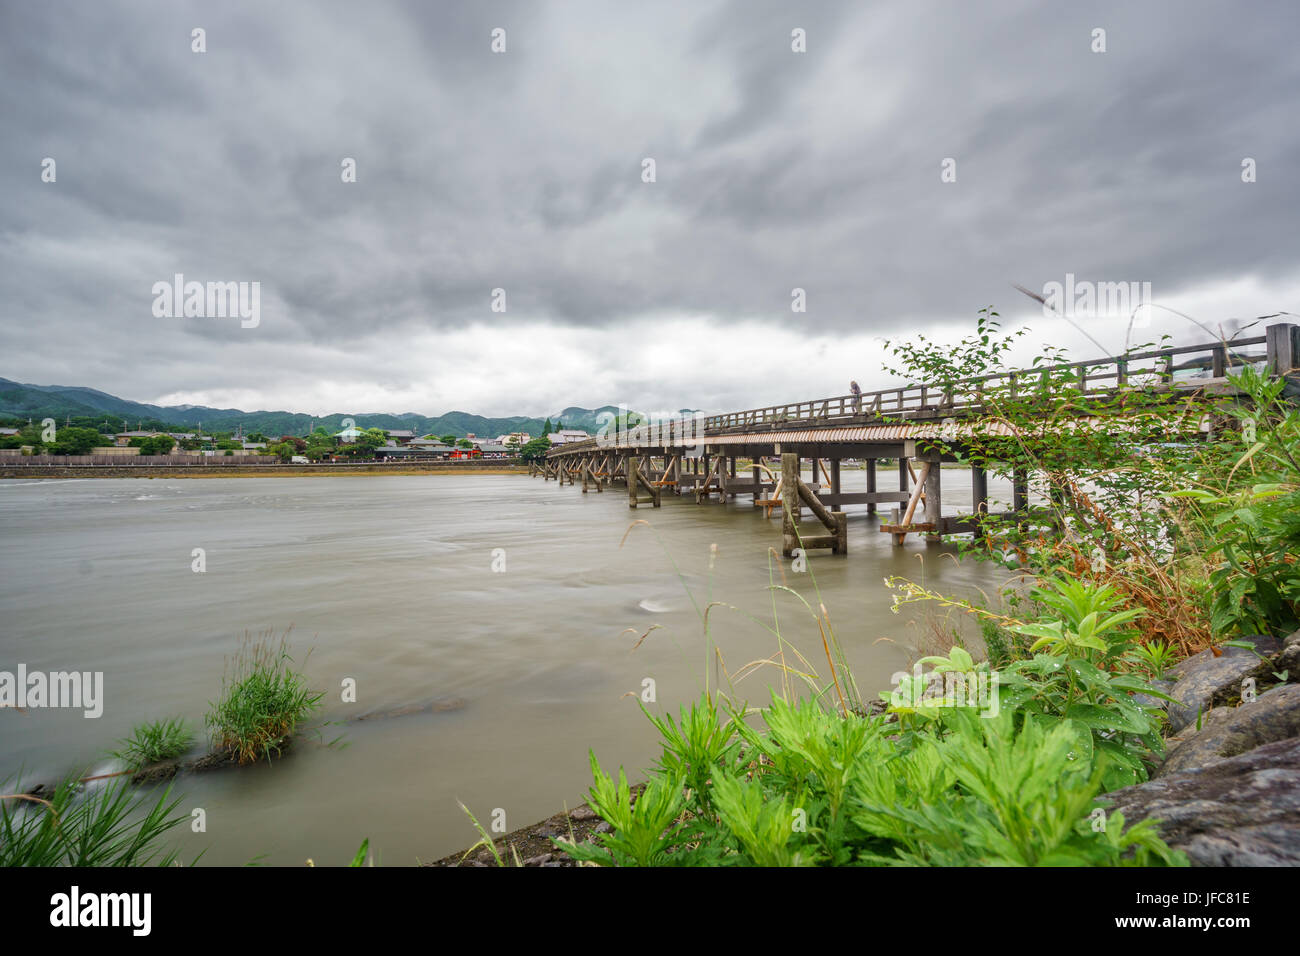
[0,377,691,438]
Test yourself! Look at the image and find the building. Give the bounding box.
[385,429,417,444]
[374,444,453,460]
[408,436,449,449]
[547,429,592,446]
[113,430,161,446]
[476,443,512,458]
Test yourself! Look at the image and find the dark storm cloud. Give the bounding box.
[0,0,1296,411]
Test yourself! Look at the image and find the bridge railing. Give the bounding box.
[702,333,1279,432]
[548,326,1295,454]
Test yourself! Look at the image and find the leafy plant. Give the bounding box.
[1125,639,1178,680]
[555,692,1185,867]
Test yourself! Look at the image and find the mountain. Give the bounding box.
[0,377,680,439]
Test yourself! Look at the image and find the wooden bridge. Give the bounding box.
[537,324,1299,557]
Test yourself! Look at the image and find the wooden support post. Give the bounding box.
[641,468,662,508]
[971,465,988,539]
[781,453,799,557]
[924,458,942,543]
[1266,322,1299,376]
[752,462,761,506]
[866,458,877,515]
[899,458,909,494]
[581,456,589,493]
[1013,468,1028,514]
[794,479,848,555]
[830,458,841,505]
[628,457,639,509]
[894,461,929,546]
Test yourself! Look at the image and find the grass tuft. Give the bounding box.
[112,717,193,771]
[206,628,323,765]
[0,776,189,866]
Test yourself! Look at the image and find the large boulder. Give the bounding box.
[1164,635,1283,734]
[1104,736,1300,866]
[1159,684,1300,775]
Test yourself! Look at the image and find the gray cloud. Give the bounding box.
[0,0,1296,415]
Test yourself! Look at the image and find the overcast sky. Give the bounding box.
[1,0,1297,418]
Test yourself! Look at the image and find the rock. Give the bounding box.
[521,853,554,866]
[1132,679,1175,710]
[1103,736,1300,866]
[1273,629,1300,675]
[569,805,598,822]
[533,824,560,839]
[595,820,612,834]
[1159,684,1300,775]
[1164,705,1235,748]
[1164,636,1283,734]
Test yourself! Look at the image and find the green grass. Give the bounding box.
[0,777,190,866]
[112,717,193,771]
[206,629,324,765]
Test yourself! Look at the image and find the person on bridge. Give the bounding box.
[850,380,862,414]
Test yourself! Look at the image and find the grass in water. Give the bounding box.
[112,717,193,771]
[206,628,324,765]
[0,776,190,866]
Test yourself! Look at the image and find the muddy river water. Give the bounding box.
[0,472,1014,865]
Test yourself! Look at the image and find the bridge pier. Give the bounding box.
[780,452,847,557]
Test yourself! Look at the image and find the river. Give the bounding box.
[0,471,1013,865]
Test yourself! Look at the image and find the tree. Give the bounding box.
[520,436,552,462]
[49,427,102,455]
[137,435,176,455]
[457,439,473,449]
[339,428,387,459]
[542,418,553,436]
[440,434,457,445]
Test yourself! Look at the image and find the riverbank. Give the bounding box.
[0,462,529,479]
[425,787,646,867]
[429,632,1300,867]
